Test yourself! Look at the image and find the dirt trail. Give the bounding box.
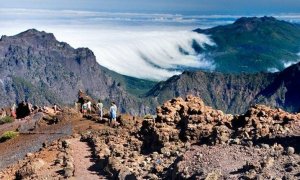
[0,114,109,179]
[68,138,106,180]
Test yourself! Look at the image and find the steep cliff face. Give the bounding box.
[255,62,300,112]
[0,29,148,114]
[146,62,300,114]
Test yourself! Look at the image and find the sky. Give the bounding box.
[2,0,300,15]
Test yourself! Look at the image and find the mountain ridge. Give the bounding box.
[193,16,300,73]
[1,16,300,115]
[0,28,152,115]
[146,60,300,114]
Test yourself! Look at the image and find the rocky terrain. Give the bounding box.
[1,95,299,179]
[147,60,300,114]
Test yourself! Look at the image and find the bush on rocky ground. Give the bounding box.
[0,131,19,142]
[0,116,14,125]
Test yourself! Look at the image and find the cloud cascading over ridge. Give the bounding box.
[82,30,215,80]
[51,28,216,80]
[0,8,219,80]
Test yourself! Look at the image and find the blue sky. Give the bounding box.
[2,0,300,15]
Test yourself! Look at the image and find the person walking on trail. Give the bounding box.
[11,104,17,118]
[53,103,62,113]
[27,102,33,114]
[82,102,88,115]
[87,100,92,114]
[54,103,57,113]
[96,100,103,120]
[0,108,6,118]
[109,102,117,126]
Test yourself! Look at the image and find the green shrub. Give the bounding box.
[0,116,14,125]
[0,131,19,142]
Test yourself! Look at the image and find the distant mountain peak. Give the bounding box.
[232,16,279,31]
[193,16,300,74]
[195,16,287,33]
[234,16,277,25]
[20,28,40,34]
[14,29,56,41]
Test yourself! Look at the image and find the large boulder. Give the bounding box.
[15,159,46,179]
[17,112,44,133]
[139,95,233,153]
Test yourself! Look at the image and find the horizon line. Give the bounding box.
[2,8,300,18]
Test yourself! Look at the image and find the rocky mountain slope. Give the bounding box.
[0,29,152,114]
[194,16,300,73]
[147,17,300,114]
[146,61,300,114]
[1,95,300,179]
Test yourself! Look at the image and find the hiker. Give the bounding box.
[77,90,85,111]
[0,108,6,118]
[82,101,88,115]
[78,89,84,98]
[11,104,17,118]
[109,102,117,126]
[54,103,58,113]
[27,102,33,113]
[96,100,103,120]
[87,100,92,114]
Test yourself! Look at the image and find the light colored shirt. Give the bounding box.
[97,103,103,110]
[87,101,92,109]
[109,105,118,114]
[11,104,16,112]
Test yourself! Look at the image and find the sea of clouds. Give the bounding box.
[1,9,300,80]
[0,9,233,80]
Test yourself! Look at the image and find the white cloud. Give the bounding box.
[58,29,215,80]
[0,8,218,81]
[267,67,280,73]
[283,61,300,68]
[282,53,300,68]
[2,9,300,80]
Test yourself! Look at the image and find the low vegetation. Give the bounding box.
[0,131,19,142]
[0,116,14,125]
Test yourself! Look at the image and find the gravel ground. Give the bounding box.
[174,144,300,179]
[0,112,72,170]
